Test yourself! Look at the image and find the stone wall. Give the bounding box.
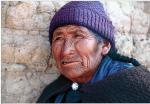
[1,1,150,103]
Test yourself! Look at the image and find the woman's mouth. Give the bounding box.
[61,61,80,66]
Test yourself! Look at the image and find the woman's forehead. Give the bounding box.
[53,25,89,34]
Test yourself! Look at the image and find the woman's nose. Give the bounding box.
[62,39,75,56]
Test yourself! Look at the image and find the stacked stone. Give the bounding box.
[1,1,67,103]
[1,1,150,103]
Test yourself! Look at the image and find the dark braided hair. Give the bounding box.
[108,48,140,66]
[91,30,141,67]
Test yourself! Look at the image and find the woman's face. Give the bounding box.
[52,25,107,83]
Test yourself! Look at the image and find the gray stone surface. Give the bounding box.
[115,33,133,57]
[144,1,150,14]
[131,9,149,34]
[132,35,150,67]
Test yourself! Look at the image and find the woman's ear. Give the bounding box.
[101,41,111,55]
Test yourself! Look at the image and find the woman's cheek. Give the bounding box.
[52,43,62,69]
[76,39,96,56]
[75,39,96,69]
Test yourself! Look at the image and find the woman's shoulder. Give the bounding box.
[36,75,71,103]
[80,65,150,102]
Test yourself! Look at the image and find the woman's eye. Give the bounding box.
[74,34,84,39]
[54,37,63,41]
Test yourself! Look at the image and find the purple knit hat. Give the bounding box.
[49,1,115,49]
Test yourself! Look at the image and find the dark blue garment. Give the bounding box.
[54,89,81,103]
[54,93,65,103]
[90,56,134,83]
[55,56,134,103]
[65,89,81,103]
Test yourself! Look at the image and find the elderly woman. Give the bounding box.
[37,1,150,103]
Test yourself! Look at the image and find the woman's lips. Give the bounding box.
[61,61,80,66]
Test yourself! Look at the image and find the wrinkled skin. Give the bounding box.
[52,25,110,83]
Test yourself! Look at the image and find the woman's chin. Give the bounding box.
[63,71,83,81]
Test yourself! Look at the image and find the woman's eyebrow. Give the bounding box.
[68,29,87,35]
[53,31,64,37]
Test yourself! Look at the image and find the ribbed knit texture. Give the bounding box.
[49,1,115,49]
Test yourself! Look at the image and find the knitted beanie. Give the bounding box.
[49,1,116,49]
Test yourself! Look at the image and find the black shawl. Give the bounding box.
[37,66,150,103]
